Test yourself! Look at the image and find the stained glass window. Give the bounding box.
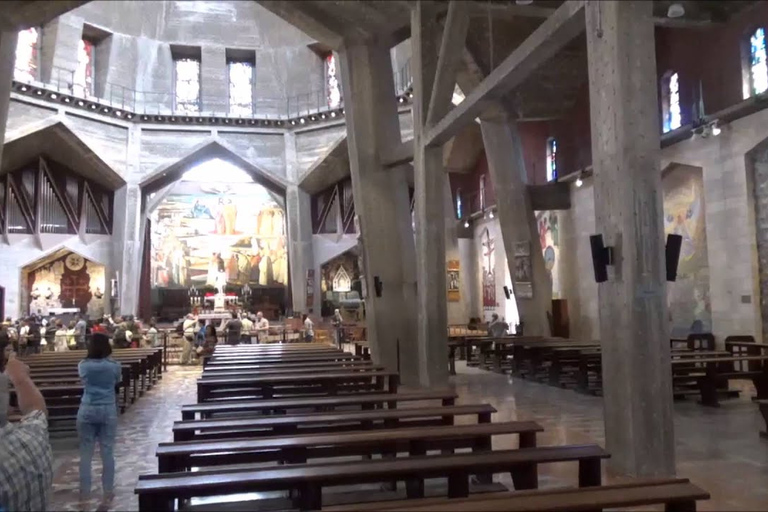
[228,61,254,115]
[546,138,558,182]
[73,39,94,96]
[14,28,39,82]
[456,188,463,219]
[750,28,768,96]
[662,72,681,133]
[174,58,201,113]
[326,54,341,108]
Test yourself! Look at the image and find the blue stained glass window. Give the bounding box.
[456,188,463,219]
[662,72,681,134]
[751,28,768,96]
[546,138,558,182]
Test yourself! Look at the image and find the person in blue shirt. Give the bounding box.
[77,333,122,506]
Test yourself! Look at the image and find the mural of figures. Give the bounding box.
[150,180,288,289]
[536,210,561,297]
[481,229,496,309]
[663,165,711,333]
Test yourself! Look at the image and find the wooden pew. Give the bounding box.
[157,420,543,473]
[135,445,610,511]
[324,478,710,512]
[671,355,768,406]
[172,404,495,442]
[180,390,458,420]
[205,353,363,366]
[200,364,386,379]
[202,359,376,374]
[196,370,399,402]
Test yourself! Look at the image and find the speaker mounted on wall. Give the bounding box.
[373,276,383,297]
[503,286,511,300]
[589,234,613,283]
[666,234,683,282]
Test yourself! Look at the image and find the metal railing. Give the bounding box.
[16,61,415,120]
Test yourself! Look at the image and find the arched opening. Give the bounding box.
[320,248,362,320]
[145,158,288,321]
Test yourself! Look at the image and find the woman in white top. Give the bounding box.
[54,320,69,352]
[302,314,314,343]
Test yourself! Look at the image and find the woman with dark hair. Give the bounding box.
[77,333,121,506]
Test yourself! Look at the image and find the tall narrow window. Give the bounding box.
[546,138,558,182]
[228,60,254,115]
[14,28,39,82]
[479,176,486,211]
[661,72,681,133]
[750,28,768,97]
[326,54,341,108]
[73,38,94,96]
[456,188,463,219]
[174,57,201,113]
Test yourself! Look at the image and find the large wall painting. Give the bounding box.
[536,210,560,297]
[151,181,287,289]
[481,228,496,309]
[662,165,711,333]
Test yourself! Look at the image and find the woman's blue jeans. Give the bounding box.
[77,403,118,496]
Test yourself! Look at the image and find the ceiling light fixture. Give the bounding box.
[77,100,85,106]
[63,97,71,103]
[35,89,43,95]
[89,104,97,109]
[320,113,326,119]
[115,111,122,117]
[50,93,58,100]
[575,177,583,188]
[299,118,306,124]
[330,112,337,118]
[463,220,470,228]
[290,119,297,125]
[19,85,28,92]
[125,113,133,119]
[667,3,685,18]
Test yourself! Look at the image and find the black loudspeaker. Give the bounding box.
[374,276,383,297]
[589,234,610,283]
[666,234,683,282]
[503,286,511,300]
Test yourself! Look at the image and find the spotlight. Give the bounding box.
[407,92,413,98]
[463,220,470,228]
[141,115,149,121]
[310,116,317,121]
[196,117,204,123]
[170,117,177,122]
[320,113,326,119]
[35,89,43,95]
[223,119,231,124]
[712,122,721,136]
[101,107,110,113]
[341,109,345,115]
[125,113,133,119]
[263,120,270,126]
[667,3,685,18]
[89,104,97,109]
[399,96,405,103]
[290,119,297,125]
[63,97,71,103]
[77,100,85,106]
[154,115,162,121]
[330,111,337,118]
[276,120,283,126]
[50,93,58,100]
[575,177,583,188]
[20,85,28,92]
[299,118,306,124]
[184,117,192,122]
[489,210,494,219]
[248,119,257,125]
[115,111,122,117]
[236,119,244,124]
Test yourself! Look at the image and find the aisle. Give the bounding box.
[49,366,202,512]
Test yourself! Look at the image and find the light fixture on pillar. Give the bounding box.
[712,120,721,136]
[489,210,494,219]
[575,176,584,188]
[667,3,685,18]
[463,219,470,228]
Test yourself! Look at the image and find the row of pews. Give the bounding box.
[135,342,710,511]
[12,347,164,433]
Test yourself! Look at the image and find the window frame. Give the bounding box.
[172,55,202,114]
[546,137,558,182]
[227,59,255,116]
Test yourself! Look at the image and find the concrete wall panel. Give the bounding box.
[295,125,346,176]
[65,114,129,177]
[138,129,212,176]
[217,132,286,178]
[6,101,57,133]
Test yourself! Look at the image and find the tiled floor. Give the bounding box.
[47,362,768,511]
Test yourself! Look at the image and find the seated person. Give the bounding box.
[487,313,508,338]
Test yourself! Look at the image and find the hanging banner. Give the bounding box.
[513,241,533,298]
[447,259,460,302]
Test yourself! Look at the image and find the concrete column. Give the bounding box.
[338,42,419,385]
[586,1,675,477]
[480,114,552,335]
[40,15,84,87]
[112,183,142,316]
[286,184,315,315]
[0,30,18,165]
[201,46,227,114]
[412,2,448,387]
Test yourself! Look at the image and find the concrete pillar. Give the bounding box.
[338,42,419,386]
[286,184,315,315]
[40,15,83,87]
[586,0,675,477]
[480,114,552,335]
[411,2,448,387]
[0,30,17,167]
[112,183,142,316]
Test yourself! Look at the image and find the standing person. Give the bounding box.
[0,352,53,511]
[26,318,41,356]
[225,312,242,346]
[240,313,253,344]
[487,313,509,338]
[199,323,218,366]
[76,333,121,506]
[74,315,87,350]
[254,311,269,344]
[66,320,78,349]
[18,319,30,356]
[54,321,69,352]
[145,318,159,348]
[332,309,344,348]
[181,314,197,364]
[303,314,314,343]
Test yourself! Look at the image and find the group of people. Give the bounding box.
[1,332,123,510]
[0,315,88,354]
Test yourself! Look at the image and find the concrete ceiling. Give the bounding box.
[1,121,125,190]
[0,1,89,30]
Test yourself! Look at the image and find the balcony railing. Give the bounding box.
[14,60,414,121]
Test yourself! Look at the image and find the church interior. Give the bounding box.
[1,0,768,510]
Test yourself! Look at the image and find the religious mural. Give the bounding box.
[150,182,288,289]
[447,260,460,303]
[662,165,711,333]
[481,228,496,309]
[26,251,106,318]
[536,210,561,297]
